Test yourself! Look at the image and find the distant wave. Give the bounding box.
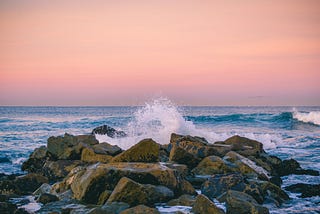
[293,110,320,126]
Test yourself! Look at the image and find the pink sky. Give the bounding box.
[1,0,319,106]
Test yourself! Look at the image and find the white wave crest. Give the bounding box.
[96,98,281,150]
[293,109,320,125]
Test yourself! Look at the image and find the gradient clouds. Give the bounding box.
[1,0,319,105]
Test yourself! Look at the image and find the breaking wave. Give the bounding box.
[292,109,320,126]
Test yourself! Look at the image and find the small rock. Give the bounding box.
[92,125,127,138]
[285,183,320,198]
[81,147,112,163]
[37,193,59,204]
[93,143,123,156]
[119,205,160,214]
[192,155,234,175]
[33,183,52,196]
[88,202,129,214]
[192,194,225,214]
[14,173,48,195]
[167,194,196,206]
[222,135,264,157]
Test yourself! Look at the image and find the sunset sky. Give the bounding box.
[1,0,319,106]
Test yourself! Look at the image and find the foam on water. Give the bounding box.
[293,109,320,126]
[96,98,281,150]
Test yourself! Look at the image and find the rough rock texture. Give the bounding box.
[47,133,98,160]
[33,183,52,196]
[285,183,320,198]
[223,190,269,214]
[37,193,59,204]
[259,181,289,204]
[111,139,160,163]
[92,125,127,138]
[21,146,48,174]
[221,135,264,157]
[119,205,160,214]
[43,160,85,181]
[0,201,17,214]
[107,177,173,206]
[93,143,122,156]
[167,194,196,206]
[14,173,48,195]
[88,202,129,214]
[69,162,182,204]
[169,145,201,169]
[81,147,112,163]
[192,194,225,214]
[191,155,234,175]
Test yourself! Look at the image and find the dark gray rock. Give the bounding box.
[285,183,320,198]
[92,125,127,138]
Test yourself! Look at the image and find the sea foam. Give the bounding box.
[293,109,320,126]
[95,98,281,150]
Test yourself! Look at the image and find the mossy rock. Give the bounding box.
[81,147,112,163]
[111,139,160,163]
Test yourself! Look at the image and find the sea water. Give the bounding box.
[0,98,319,213]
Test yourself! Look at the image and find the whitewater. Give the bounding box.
[0,99,320,213]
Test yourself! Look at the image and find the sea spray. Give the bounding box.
[95,98,281,150]
[293,109,320,126]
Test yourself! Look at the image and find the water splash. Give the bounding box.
[96,98,281,150]
[292,109,320,126]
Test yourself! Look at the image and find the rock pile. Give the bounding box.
[0,125,318,214]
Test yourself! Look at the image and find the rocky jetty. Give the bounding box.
[0,125,319,214]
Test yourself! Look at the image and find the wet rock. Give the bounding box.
[14,173,48,195]
[0,201,17,214]
[92,125,127,138]
[88,202,129,214]
[177,180,197,196]
[162,163,189,178]
[69,162,181,204]
[275,159,319,176]
[169,133,224,158]
[43,160,85,181]
[223,190,269,214]
[192,194,225,214]
[224,151,270,179]
[37,199,88,214]
[119,205,160,214]
[259,181,289,204]
[111,139,160,163]
[285,183,320,198]
[33,183,52,196]
[0,194,8,202]
[107,177,173,207]
[201,173,246,199]
[81,147,112,163]
[37,193,59,204]
[169,145,201,169]
[167,194,196,206]
[191,155,234,175]
[0,179,17,195]
[221,135,264,157]
[93,143,123,156]
[47,133,98,160]
[14,208,29,214]
[21,146,48,174]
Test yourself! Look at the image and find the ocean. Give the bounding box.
[0,98,319,213]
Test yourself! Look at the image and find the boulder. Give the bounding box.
[274,159,319,176]
[192,155,235,175]
[201,173,245,199]
[285,183,320,198]
[14,173,48,195]
[92,125,127,138]
[69,162,182,204]
[88,202,129,214]
[120,205,160,214]
[37,193,59,204]
[259,181,289,204]
[21,146,48,173]
[224,151,270,179]
[223,190,269,214]
[201,173,264,204]
[107,177,173,206]
[33,183,52,196]
[192,194,225,214]
[81,147,112,163]
[93,143,122,156]
[111,139,160,163]
[169,145,201,169]
[43,160,85,181]
[47,133,98,160]
[221,135,264,157]
[167,194,196,206]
